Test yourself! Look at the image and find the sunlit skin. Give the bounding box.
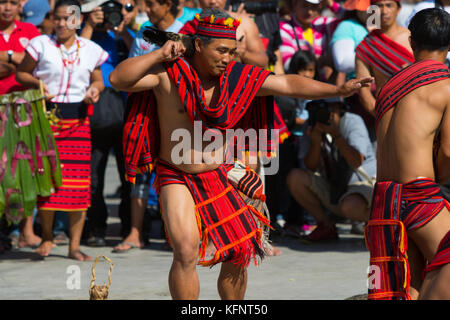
[109,29,372,299]
[194,38,237,78]
[375,39,450,299]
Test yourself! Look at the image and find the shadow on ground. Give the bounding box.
[269,225,368,254]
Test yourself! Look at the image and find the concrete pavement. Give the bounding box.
[0,155,370,300]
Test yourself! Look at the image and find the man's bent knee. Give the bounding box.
[420,263,450,299]
[339,193,368,221]
[172,243,199,268]
[287,169,310,190]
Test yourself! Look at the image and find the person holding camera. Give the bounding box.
[286,98,376,242]
[81,0,138,48]
[267,50,317,239]
[79,0,138,247]
[113,0,183,253]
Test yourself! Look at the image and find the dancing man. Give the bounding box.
[365,8,450,299]
[110,8,372,300]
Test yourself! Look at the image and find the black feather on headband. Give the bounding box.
[143,26,195,57]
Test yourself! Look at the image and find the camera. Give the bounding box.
[81,0,123,28]
[229,0,278,15]
[306,100,331,127]
[100,0,123,28]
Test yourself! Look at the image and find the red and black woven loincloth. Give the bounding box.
[365,178,450,300]
[155,158,270,268]
[423,230,450,280]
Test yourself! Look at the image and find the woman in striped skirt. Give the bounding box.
[16,0,108,260]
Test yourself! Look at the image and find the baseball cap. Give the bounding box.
[344,0,370,11]
[81,0,110,13]
[23,0,51,26]
[370,0,401,3]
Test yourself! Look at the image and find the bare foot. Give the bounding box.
[35,240,53,257]
[113,235,144,252]
[264,243,282,256]
[203,238,217,259]
[113,240,144,252]
[19,234,42,249]
[69,250,92,261]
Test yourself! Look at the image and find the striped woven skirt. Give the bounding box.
[37,104,91,211]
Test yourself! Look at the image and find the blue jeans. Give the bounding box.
[53,212,69,235]
[10,208,38,237]
[10,209,68,237]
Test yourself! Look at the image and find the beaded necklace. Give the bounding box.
[57,37,80,74]
[55,36,80,102]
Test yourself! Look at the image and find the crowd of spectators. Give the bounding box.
[1,0,449,257]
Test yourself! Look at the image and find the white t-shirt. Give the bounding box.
[26,35,109,103]
[405,1,450,62]
[405,0,450,27]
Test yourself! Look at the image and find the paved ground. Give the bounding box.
[0,155,370,300]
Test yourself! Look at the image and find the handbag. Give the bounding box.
[89,87,125,131]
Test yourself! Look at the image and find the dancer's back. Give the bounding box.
[376,77,450,183]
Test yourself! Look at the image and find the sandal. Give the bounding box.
[53,232,69,246]
[112,241,143,253]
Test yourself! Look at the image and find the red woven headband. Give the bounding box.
[195,14,241,40]
[370,0,400,3]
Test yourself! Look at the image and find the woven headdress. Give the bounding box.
[195,13,241,40]
[370,0,400,3]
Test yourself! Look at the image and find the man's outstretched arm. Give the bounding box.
[355,57,376,116]
[109,41,185,92]
[257,73,373,100]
